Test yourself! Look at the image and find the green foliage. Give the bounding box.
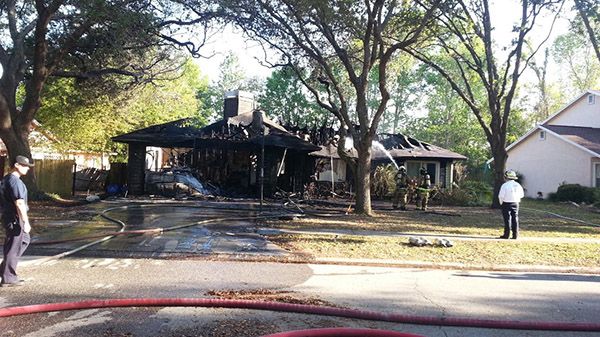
[375,55,423,134]
[437,180,492,206]
[518,45,568,125]
[36,57,208,156]
[552,184,600,204]
[551,31,600,96]
[370,164,396,199]
[198,51,265,120]
[28,189,59,202]
[461,181,493,198]
[406,64,491,180]
[257,67,329,127]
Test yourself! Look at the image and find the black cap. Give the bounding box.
[15,155,34,167]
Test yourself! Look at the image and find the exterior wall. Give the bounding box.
[1,129,109,169]
[145,146,163,171]
[404,160,440,186]
[506,129,594,198]
[63,152,109,170]
[315,157,347,182]
[546,93,600,127]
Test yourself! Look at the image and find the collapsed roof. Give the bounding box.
[309,133,467,161]
[112,110,320,152]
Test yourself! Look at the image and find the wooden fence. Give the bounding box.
[33,159,75,197]
[0,157,121,197]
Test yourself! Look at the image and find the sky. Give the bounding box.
[193,1,575,84]
[193,25,275,83]
[0,2,576,86]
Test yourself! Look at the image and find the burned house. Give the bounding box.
[112,90,466,198]
[373,133,467,187]
[112,91,319,197]
[307,131,467,189]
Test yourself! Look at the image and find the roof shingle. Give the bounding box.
[544,125,600,155]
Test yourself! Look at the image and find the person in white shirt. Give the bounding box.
[498,170,524,239]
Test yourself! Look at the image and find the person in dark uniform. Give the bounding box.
[392,166,410,210]
[0,155,34,287]
[415,167,431,210]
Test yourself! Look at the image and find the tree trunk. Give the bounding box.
[574,0,600,65]
[490,145,508,209]
[0,118,36,191]
[353,140,373,215]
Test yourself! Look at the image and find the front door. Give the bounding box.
[426,163,437,185]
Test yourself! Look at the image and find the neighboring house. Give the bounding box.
[0,120,110,170]
[491,89,600,198]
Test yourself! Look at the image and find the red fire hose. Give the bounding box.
[0,298,598,332]
[260,328,425,336]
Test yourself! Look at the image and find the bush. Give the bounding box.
[461,181,493,198]
[436,188,477,206]
[371,164,396,199]
[29,189,60,201]
[435,180,493,206]
[553,184,600,204]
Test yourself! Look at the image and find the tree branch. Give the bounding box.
[574,0,600,64]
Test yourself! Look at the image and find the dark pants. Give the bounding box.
[501,202,519,239]
[1,220,30,284]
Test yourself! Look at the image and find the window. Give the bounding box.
[588,94,595,105]
[406,161,439,185]
[539,130,546,140]
[595,163,600,188]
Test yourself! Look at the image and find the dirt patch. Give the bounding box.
[206,289,342,307]
[29,198,94,221]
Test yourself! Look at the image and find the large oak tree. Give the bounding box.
[218,0,442,215]
[0,0,215,188]
[402,0,564,207]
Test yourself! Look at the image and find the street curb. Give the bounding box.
[312,257,600,275]
[21,253,600,275]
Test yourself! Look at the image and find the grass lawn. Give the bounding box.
[265,198,600,268]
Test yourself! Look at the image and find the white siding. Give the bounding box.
[316,158,347,182]
[506,130,594,198]
[546,93,600,128]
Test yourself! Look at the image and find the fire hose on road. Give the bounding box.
[0,298,599,332]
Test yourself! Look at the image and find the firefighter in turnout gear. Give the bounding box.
[415,167,431,210]
[392,166,410,210]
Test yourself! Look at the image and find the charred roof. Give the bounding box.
[112,111,320,152]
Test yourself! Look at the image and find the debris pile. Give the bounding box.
[408,236,454,247]
[145,168,214,197]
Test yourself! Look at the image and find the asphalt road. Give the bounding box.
[1,200,599,336]
[1,259,599,336]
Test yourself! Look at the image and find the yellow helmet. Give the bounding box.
[504,170,518,180]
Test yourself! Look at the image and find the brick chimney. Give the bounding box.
[224,90,255,119]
